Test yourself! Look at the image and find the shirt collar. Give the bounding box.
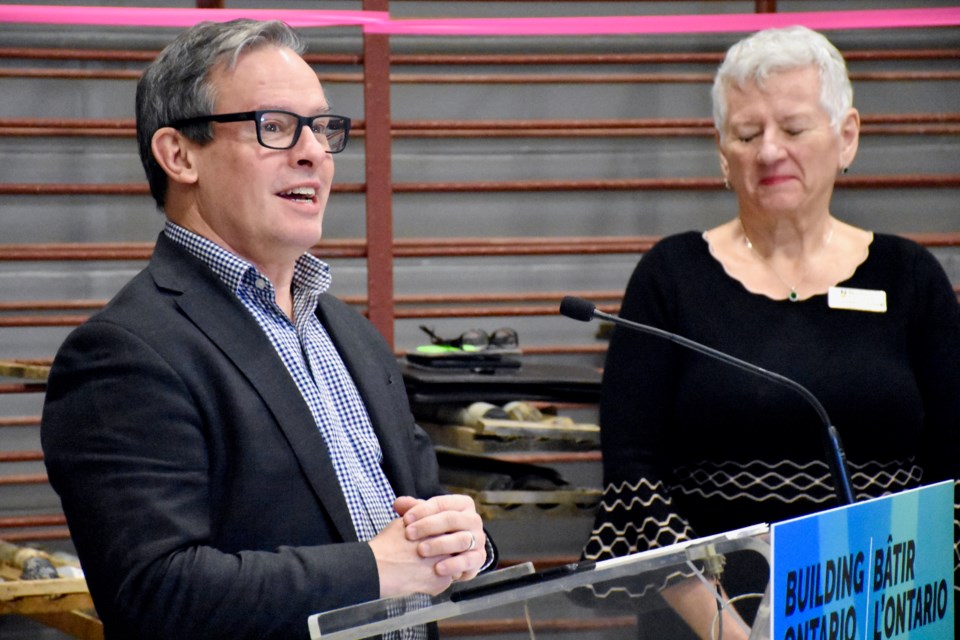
[163,220,332,297]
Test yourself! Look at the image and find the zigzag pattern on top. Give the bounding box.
[600,478,672,512]
[582,480,698,601]
[580,459,950,606]
[584,515,696,558]
[583,472,960,604]
[672,458,924,504]
[579,567,696,601]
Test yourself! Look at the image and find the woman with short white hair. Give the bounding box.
[583,25,960,640]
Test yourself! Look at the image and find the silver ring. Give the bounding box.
[466,531,477,552]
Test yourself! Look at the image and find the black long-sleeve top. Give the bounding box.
[583,231,960,603]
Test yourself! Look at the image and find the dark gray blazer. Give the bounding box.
[41,233,443,639]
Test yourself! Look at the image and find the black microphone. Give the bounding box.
[559,295,856,506]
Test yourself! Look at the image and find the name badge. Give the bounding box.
[827,286,887,313]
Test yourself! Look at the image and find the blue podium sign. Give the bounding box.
[770,481,953,640]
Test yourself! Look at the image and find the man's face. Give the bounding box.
[186,45,335,271]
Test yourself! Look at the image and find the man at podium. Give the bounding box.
[41,19,493,640]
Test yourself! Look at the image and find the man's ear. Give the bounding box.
[151,127,199,186]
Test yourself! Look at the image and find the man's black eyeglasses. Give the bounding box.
[167,110,351,153]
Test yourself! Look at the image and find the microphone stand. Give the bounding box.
[560,296,856,506]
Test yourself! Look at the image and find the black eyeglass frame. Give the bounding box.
[166,110,351,153]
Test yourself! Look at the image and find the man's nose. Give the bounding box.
[291,126,332,163]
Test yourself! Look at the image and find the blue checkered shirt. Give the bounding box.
[164,221,398,542]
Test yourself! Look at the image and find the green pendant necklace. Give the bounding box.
[738,218,834,303]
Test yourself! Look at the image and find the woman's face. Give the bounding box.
[718,65,858,219]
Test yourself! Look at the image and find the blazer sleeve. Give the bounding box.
[41,316,382,640]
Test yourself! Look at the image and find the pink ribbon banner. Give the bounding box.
[0,5,387,28]
[374,8,960,36]
[0,4,958,35]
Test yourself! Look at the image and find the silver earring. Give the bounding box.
[723,178,731,190]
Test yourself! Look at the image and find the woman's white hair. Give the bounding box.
[711,25,853,138]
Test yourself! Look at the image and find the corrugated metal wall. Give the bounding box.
[1,1,957,636]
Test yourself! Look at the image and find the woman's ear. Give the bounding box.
[718,150,730,184]
[838,108,861,171]
[151,127,199,186]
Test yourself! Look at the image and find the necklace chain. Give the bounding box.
[738,218,834,302]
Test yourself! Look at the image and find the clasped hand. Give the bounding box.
[370,495,487,598]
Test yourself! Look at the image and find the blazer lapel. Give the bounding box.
[148,235,359,542]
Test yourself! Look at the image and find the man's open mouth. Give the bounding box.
[278,187,317,202]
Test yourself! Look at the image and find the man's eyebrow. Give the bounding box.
[257,105,332,114]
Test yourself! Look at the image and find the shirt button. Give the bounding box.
[255,278,267,290]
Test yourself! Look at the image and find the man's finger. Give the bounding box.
[403,494,476,524]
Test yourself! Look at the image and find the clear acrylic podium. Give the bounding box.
[308,523,772,640]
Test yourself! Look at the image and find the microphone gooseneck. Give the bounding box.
[559,295,856,506]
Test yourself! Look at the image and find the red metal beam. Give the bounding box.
[363,0,396,346]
